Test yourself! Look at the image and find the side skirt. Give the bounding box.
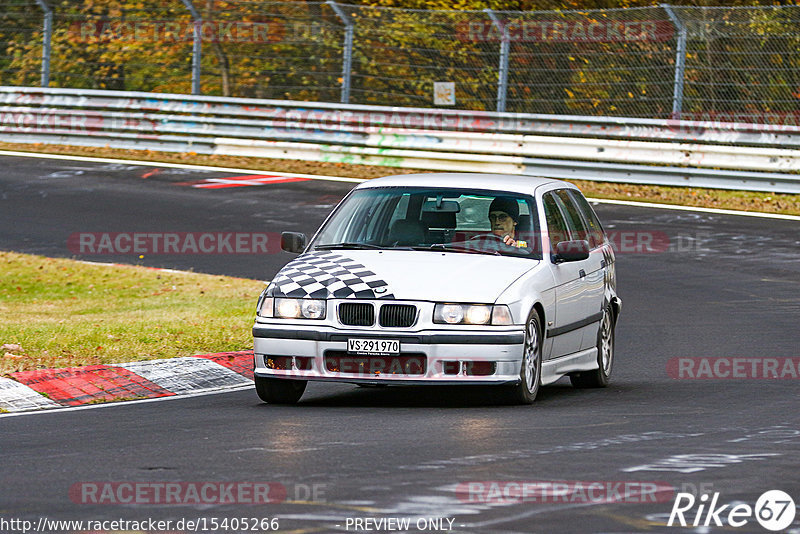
[541,348,598,385]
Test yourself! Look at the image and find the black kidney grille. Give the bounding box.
[339,303,374,326]
[379,304,417,328]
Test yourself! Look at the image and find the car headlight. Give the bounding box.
[465,305,491,325]
[438,304,464,324]
[256,296,274,318]
[433,304,512,325]
[490,305,513,325]
[274,298,326,320]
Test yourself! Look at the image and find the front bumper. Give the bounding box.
[253,323,525,385]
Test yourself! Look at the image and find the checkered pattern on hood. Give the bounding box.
[266,251,395,299]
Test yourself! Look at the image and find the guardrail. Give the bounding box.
[1,87,799,194]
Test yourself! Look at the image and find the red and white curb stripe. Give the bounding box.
[0,378,62,411]
[180,174,312,189]
[0,351,254,413]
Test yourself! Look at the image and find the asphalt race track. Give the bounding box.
[1,153,799,533]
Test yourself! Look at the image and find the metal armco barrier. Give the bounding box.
[1,87,799,194]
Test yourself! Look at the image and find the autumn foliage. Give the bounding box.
[1,0,799,119]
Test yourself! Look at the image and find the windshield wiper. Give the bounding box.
[409,243,501,255]
[315,242,386,250]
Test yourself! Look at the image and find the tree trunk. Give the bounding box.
[205,0,232,96]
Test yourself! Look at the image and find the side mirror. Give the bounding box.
[552,240,590,263]
[281,232,307,253]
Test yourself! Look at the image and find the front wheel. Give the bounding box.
[255,376,307,404]
[570,303,614,388]
[506,310,542,404]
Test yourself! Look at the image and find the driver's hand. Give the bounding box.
[502,234,517,247]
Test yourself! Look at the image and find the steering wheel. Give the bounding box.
[468,233,507,243]
[466,233,529,255]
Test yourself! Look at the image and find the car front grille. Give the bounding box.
[379,304,417,328]
[338,302,374,326]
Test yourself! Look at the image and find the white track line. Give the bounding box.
[77,259,198,276]
[76,260,269,282]
[0,149,365,183]
[0,383,254,419]
[2,149,797,220]
[588,197,800,221]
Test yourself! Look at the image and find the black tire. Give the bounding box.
[506,309,543,404]
[570,303,614,388]
[254,376,307,404]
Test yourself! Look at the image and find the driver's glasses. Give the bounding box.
[489,213,510,222]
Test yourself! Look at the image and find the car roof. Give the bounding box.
[355,173,574,195]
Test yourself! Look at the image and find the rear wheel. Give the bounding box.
[570,303,614,388]
[506,310,542,404]
[255,376,307,404]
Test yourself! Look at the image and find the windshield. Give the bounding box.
[311,187,541,259]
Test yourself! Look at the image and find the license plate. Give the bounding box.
[347,338,400,355]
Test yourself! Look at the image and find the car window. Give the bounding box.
[455,196,491,230]
[455,196,532,231]
[388,193,411,227]
[311,187,541,259]
[566,190,605,248]
[555,189,590,243]
[321,190,401,244]
[543,192,572,246]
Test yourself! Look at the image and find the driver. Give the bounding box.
[489,197,526,248]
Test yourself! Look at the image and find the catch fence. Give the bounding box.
[1,2,799,121]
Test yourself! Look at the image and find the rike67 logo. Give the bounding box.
[668,490,796,531]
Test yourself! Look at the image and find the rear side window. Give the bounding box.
[555,189,589,243]
[566,190,605,249]
[543,193,571,246]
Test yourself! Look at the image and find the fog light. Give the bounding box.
[266,356,292,370]
[465,361,496,376]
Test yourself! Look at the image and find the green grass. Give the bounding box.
[0,251,266,374]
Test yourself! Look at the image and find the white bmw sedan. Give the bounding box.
[253,173,621,404]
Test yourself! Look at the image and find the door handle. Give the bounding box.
[579,269,586,278]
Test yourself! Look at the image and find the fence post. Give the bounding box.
[180,0,202,95]
[485,9,509,113]
[662,4,687,118]
[33,0,52,87]
[328,0,353,104]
